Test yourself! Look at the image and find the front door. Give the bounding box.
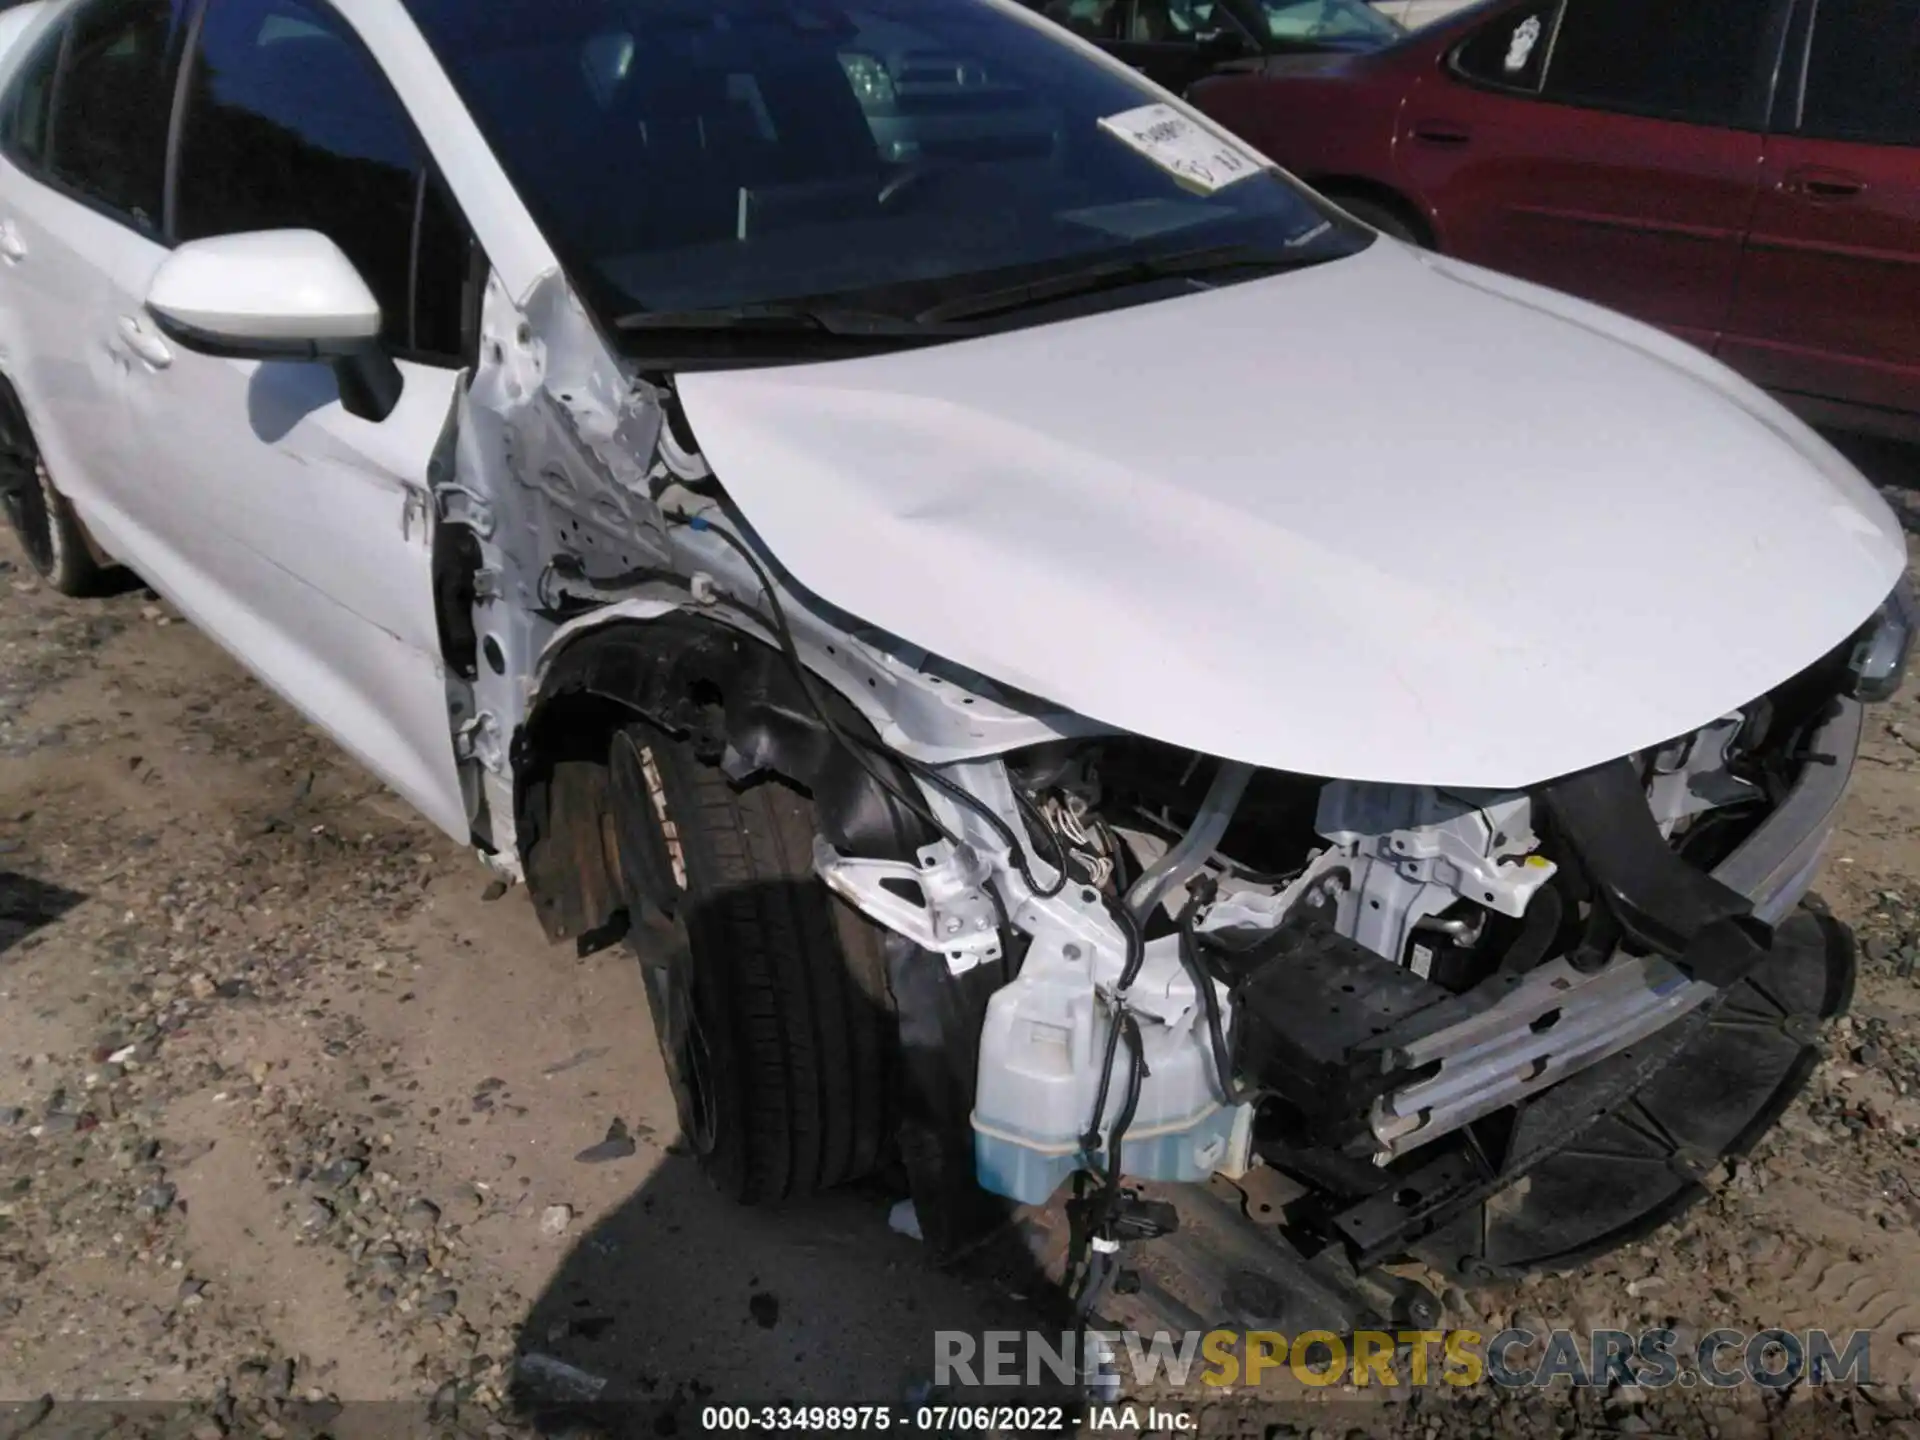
[106,0,478,839]
[1720,0,1920,420]
[1396,0,1782,348]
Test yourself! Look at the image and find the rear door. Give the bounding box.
[1397,0,1787,346]
[1720,0,1920,420]
[0,0,189,547]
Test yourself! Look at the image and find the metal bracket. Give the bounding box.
[435,484,496,539]
[454,711,506,774]
[813,837,1004,973]
[1323,785,1558,921]
[1647,713,1762,835]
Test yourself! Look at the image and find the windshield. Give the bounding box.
[406,0,1368,349]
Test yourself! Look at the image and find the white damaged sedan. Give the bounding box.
[0,0,1911,1325]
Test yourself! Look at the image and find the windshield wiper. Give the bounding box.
[913,241,1330,325]
[612,302,939,337]
[611,238,1339,339]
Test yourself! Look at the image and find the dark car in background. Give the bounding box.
[1032,0,1403,93]
[1190,0,1920,438]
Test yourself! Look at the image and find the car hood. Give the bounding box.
[0,2,48,66]
[673,240,1907,789]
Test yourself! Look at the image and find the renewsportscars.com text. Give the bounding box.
[935,1327,1874,1390]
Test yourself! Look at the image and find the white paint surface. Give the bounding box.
[0,2,47,63]
[145,231,381,344]
[679,240,1907,788]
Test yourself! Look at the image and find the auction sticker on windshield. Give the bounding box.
[1097,103,1265,194]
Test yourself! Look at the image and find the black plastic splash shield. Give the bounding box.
[1539,756,1773,987]
[1398,907,1853,1279]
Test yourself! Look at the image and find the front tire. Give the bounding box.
[609,728,895,1204]
[0,383,109,597]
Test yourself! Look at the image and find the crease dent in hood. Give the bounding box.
[674,240,1906,789]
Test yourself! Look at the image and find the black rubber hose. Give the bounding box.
[1072,1247,1113,1323]
[1077,899,1150,1164]
[1112,894,1148,991]
[1079,1012,1128,1155]
[1102,1010,1148,1191]
[984,875,1018,984]
[1078,898,1149,1163]
[1176,891,1260,1106]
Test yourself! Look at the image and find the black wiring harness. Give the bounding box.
[667,511,1061,987]
[666,509,1065,876]
[1177,878,1262,1107]
[1066,880,1270,1321]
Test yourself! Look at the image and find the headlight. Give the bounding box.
[1848,576,1916,702]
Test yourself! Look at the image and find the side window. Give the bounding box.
[1164,0,1228,34]
[412,171,477,362]
[174,0,471,360]
[1253,0,1397,44]
[1039,0,1125,41]
[0,21,63,166]
[1538,0,1773,126]
[41,0,188,228]
[1453,0,1559,92]
[1121,0,1188,42]
[1799,0,1920,146]
[1122,0,1249,42]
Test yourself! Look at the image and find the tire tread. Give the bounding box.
[656,737,892,1203]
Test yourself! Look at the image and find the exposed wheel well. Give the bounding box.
[513,613,931,948]
[1314,178,1438,250]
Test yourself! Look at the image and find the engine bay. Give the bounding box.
[811,657,1851,1230]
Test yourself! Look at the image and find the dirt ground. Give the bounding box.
[2,434,1919,1440]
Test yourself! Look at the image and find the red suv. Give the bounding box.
[1190,0,1920,438]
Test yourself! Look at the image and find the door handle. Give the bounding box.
[115,314,172,369]
[1782,166,1864,200]
[1411,121,1471,145]
[0,221,26,264]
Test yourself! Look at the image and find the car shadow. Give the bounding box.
[1823,430,1920,536]
[0,868,86,958]
[247,362,342,445]
[506,881,1066,1438]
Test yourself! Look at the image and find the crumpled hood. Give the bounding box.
[675,240,1907,788]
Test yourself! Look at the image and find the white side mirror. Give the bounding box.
[146,229,380,351]
[145,230,402,422]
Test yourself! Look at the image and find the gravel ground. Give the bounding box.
[1,437,1918,1440]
